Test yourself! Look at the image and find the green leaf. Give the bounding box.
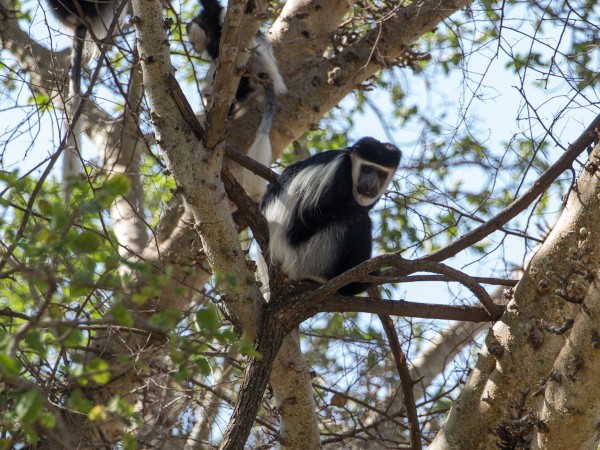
[110,302,134,327]
[0,353,21,377]
[239,333,262,359]
[106,395,134,416]
[73,359,111,386]
[39,412,57,429]
[88,405,108,421]
[62,328,84,348]
[49,203,69,231]
[68,389,94,414]
[196,304,220,332]
[37,199,52,215]
[15,390,44,425]
[24,330,48,356]
[192,355,211,377]
[122,433,138,450]
[105,174,131,196]
[149,309,181,329]
[70,231,101,254]
[0,332,13,352]
[87,359,112,385]
[214,270,240,291]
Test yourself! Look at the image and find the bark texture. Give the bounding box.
[430,144,600,449]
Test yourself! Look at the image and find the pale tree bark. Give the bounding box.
[268,0,475,156]
[533,269,600,449]
[430,143,600,449]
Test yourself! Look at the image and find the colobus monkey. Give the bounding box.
[259,137,401,295]
[46,0,122,198]
[186,0,287,201]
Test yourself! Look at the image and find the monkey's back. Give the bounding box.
[47,0,113,27]
[260,150,373,294]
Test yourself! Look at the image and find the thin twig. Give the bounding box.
[370,287,421,450]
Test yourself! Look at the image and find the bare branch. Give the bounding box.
[424,113,600,263]
[370,287,422,450]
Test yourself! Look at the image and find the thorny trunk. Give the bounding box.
[431,144,600,449]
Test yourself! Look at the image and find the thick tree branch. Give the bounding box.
[533,271,600,449]
[218,307,286,450]
[430,141,600,449]
[423,113,600,263]
[268,0,475,154]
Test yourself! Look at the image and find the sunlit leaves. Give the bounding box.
[239,333,262,359]
[196,303,220,332]
[68,389,94,414]
[122,433,138,450]
[15,390,44,425]
[72,358,112,386]
[0,353,21,378]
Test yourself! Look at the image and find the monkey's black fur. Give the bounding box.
[186,0,223,61]
[47,0,113,27]
[259,137,401,295]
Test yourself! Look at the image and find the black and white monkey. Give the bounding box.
[186,0,287,201]
[259,137,401,295]
[45,0,123,198]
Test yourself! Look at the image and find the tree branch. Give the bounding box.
[423,112,600,263]
[268,0,476,153]
[370,287,422,450]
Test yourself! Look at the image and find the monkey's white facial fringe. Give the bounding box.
[350,154,396,207]
[187,22,208,54]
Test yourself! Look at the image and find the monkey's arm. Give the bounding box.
[331,212,373,295]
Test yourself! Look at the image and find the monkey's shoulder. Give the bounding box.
[278,149,350,180]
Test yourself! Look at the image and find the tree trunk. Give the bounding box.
[430,144,600,449]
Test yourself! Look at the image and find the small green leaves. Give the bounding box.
[68,389,94,414]
[70,231,101,254]
[196,304,220,332]
[239,333,261,359]
[0,353,21,377]
[104,174,131,196]
[122,433,138,450]
[72,359,112,386]
[110,301,134,327]
[15,390,44,425]
[95,174,131,208]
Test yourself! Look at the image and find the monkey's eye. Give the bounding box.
[361,165,373,174]
[376,170,388,183]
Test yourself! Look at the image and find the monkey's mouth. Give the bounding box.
[357,187,378,198]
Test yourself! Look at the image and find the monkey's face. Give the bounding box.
[351,154,396,207]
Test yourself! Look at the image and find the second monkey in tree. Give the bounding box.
[187,0,287,202]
